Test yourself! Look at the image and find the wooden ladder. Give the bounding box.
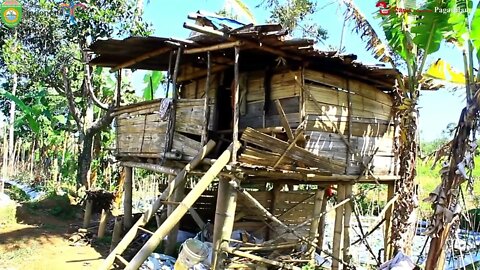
[99,141,235,270]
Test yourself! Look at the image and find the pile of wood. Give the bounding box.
[239,127,346,174]
[85,190,115,213]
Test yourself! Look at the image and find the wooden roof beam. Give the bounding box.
[109,46,173,73]
[184,41,243,54]
[183,22,303,62]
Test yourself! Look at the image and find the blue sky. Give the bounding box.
[138,0,471,142]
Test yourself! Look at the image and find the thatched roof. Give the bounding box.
[88,11,400,91]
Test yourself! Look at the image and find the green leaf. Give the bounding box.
[54,115,67,124]
[0,90,40,133]
[142,71,163,100]
[471,2,480,62]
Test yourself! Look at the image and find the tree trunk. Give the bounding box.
[77,132,94,189]
[8,72,18,172]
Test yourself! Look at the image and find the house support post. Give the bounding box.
[332,184,345,270]
[232,46,240,163]
[201,51,211,146]
[165,174,185,255]
[343,184,353,264]
[212,177,238,269]
[124,166,133,229]
[384,182,395,260]
[316,190,328,254]
[308,187,325,264]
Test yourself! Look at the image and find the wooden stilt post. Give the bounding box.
[98,209,110,238]
[124,166,133,229]
[83,199,93,229]
[343,184,353,264]
[165,175,185,255]
[232,46,240,163]
[201,51,211,146]
[384,182,395,261]
[332,184,345,270]
[110,216,123,252]
[212,177,238,269]
[308,187,325,264]
[317,190,328,252]
[124,143,235,270]
[268,184,282,240]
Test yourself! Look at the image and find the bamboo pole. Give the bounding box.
[274,100,294,141]
[119,161,179,175]
[384,182,395,261]
[201,51,211,146]
[165,174,185,255]
[124,143,235,270]
[232,46,240,163]
[267,184,282,239]
[332,184,345,270]
[110,216,123,252]
[308,187,325,264]
[116,69,122,107]
[165,47,183,153]
[237,241,300,251]
[343,184,353,264]
[212,177,238,269]
[223,247,301,270]
[184,41,242,54]
[83,199,93,229]
[124,167,133,229]
[110,47,172,72]
[98,209,110,238]
[272,128,304,169]
[316,190,328,254]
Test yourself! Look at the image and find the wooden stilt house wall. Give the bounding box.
[88,11,402,270]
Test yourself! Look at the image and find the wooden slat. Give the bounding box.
[241,127,345,173]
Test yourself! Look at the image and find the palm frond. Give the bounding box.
[340,0,395,66]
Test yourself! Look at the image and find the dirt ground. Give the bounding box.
[0,203,109,270]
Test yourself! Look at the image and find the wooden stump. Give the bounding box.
[110,216,123,252]
[83,199,93,229]
[98,209,110,238]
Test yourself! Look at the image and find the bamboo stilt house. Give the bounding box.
[89,11,402,270]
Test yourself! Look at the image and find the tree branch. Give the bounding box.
[85,65,109,110]
[62,66,83,130]
[87,107,115,135]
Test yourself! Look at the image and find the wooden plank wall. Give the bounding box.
[239,70,301,129]
[181,74,219,130]
[116,99,204,158]
[303,69,398,175]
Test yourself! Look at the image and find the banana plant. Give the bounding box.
[141,70,163,100]
[341,0,480,263]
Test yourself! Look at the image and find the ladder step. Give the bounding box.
[138,226,155,235]
[115,254,129,266]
